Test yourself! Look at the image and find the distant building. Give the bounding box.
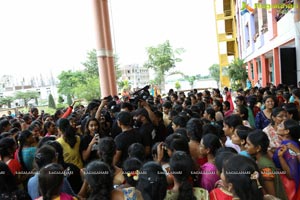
[120,64,150,90]
[0,75,58,108]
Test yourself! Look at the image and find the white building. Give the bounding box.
[120,64,150,90]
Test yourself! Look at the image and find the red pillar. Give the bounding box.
[261,54,268,87]
[93,0,117,97]
[253,58,258,84]
[248,61,252,82]
[273,48,281,85]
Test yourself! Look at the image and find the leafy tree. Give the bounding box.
[0,96,14,108]
[175,81,181,90]
[73,77,101,101]
[144,40,184,92]
[82,49,99,77]
[14,91,40,107]
[228,58,248,89]
[57,70,87,97]
[209,64,220,87]
[48,94,56,109]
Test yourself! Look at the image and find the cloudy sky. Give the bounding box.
[0,0,218,81]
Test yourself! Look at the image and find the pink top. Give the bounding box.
[200,163,220,192]
[263,124,281,150]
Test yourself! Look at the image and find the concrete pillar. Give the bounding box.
[253,58,258,84]
[260,54,268,87]
[247,61,252,82]
[92,0,117,97]
[273,48,281,85]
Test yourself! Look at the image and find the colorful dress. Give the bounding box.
[263,124,281,150]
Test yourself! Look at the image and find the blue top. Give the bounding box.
[239,150,251,158]
[22,147,36,171]
[27,173,76,199]
[255,111,271,130]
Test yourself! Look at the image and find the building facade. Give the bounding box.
[236,0,300,87]
[120,64,150,91]
[214,0,239,88]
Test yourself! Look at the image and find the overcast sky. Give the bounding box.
[0,0,218,81]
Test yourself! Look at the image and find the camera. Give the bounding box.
[130,85,151,105]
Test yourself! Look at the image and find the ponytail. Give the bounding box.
[58,118,77,148]
[178,180,196,200]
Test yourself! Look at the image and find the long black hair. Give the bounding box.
[17,130,32,171]
[136,161,167,200]
[84,161,113,200]
[98,137,116,174]
[38,163,64,200]
[169,151,196,200]
[57,118,77,148]
[223,155,264,200]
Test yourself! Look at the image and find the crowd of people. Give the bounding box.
[0,83,300,200]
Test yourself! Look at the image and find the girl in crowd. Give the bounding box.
[56,118,83,169]
[212,100,224,122]
[165,151,209,199]
[17,130,37,171]
[27,145,75,200]
[273,119,300,200]
[0,161,30,200]
[223,101,233,118]
[0,137,22,175]
[44,140,83,194]
[83,160,120,200]
[255,95,276,129]
[234,105,251,127]
[117,157,143,199]
[80,117,101,164]
[37,163,77,200]
[136,161,167,200]
[231,125,252,158]
[220,155,264,200]
[199,133,221,192]
[282,103,299,121]
[43,121,57,137]
[223,114,243,152]
[262,107,287,156]
[246,130,288,200]
[98,137,124,186]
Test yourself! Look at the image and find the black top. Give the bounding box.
[114,129,142,167]
[80,134,99,165]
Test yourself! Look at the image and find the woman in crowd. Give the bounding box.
[136,161,167,200]
[262,107,287,156]
[273,119,300,200]
[56,118,83,169]
[37,163,77,200]
[165,151,209,199]
[246,130,288,200]
[80,117,101,164]
[199,133,221,192]
[17,130,37,171]
[255,95,276,129]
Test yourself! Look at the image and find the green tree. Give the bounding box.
[118,80,131,92]
[144,40,184,92]
[175,81,181,90]
[0,96,14,108]
[73,77,101,101]
[228,58,248,89]
[14,91,40,107]
[57,70,87,97]
[82,49,99,77]
[209,64,220,87]
[48,94,56,109]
